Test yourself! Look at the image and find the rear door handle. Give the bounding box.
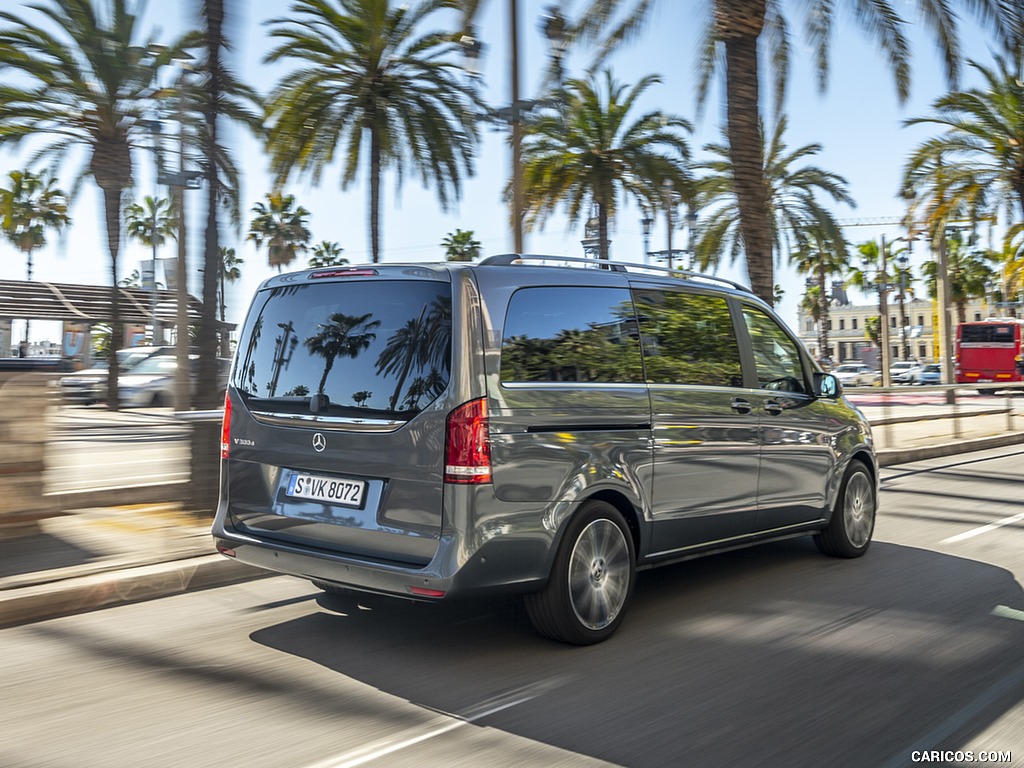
[730,398,752,415]
[764,400,783,416]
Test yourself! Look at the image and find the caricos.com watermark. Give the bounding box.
[911,751,1012,763]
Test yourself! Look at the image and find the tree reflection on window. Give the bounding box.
[500,289,644,383]
[634,290,743,387]
[304,312,381,395]
[375,297,451,411]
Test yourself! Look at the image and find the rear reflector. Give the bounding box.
[408,586,446,598]
[216,545,236,557]
[220,392,232,459]
[445,397,491,484]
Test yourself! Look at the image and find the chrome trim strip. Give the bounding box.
[249,410,404,432]
[501,382,647,389]
[647,519,826,559]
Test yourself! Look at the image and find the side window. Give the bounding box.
[741,305,808,394]
[500,287,643,383]
[633,289,743,388]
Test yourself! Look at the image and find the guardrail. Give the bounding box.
[843,383,1021,449]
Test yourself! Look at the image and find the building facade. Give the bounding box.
[797,296,995,367]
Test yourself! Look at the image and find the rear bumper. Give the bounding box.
[211,518,551,600]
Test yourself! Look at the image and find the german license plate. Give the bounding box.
[286,472,366,508]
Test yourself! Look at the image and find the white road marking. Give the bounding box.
[303,677,569,768]
[993,605,1024,622]
[940,511,1024,544]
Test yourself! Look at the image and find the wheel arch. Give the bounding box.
[577,488,643,556]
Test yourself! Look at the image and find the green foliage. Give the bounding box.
[919,231,998,322]
[694,116,853,272]
[309,241,348,268]
[441,229,481,261]
[263,0,482,262]
[247,192,312,272]
[903,56,1024,231]
[520,70,692,260]
[125,196,178,249]
[0,169,69,278]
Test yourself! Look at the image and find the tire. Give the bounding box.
[814,462,875,558]
[150,392,165,408]
[525,500,635,645]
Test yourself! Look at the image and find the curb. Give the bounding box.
[0,553,267,630]
[876,431,1024,466]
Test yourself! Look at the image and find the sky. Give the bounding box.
[0,0,1001,345]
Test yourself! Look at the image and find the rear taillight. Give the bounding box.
[445,397,491,484]
[220,392,232,459]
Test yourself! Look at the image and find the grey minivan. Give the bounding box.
[213,256,877,644]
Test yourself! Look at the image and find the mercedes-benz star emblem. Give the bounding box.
[312,433,327,452]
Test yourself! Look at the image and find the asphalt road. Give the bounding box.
[4,445,1024,767]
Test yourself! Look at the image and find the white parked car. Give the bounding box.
[889,361,923,384]
[833,363,878,387]
[59,346,175,404]
[119,355,231,408]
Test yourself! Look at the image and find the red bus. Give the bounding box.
[955,319,1024,384]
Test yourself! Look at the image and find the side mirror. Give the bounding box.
[815,372,840,399]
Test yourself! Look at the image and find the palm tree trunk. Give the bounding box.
[718,0,773,304]
[199,0,224,411]
[100,184,123,411]
[597,197,610,260]
[370,124,382,263]
[192,0,227,514]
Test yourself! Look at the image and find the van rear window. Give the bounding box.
[232,280,451,419]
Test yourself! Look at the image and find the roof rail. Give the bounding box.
[476,253,754,295]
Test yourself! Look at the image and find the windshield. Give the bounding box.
[232,280,452,420]
[835,365,860,373]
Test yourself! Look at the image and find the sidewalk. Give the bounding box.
[3,408,1024,630]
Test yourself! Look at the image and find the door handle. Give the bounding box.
[730,398,752,414]
[764,400,784,416]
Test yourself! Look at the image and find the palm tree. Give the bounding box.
[263,0,482,263]
[566,0,1011,304]
[903,56,1024,228]
[309,241,348,268]
[920,231,997,323]
[441,229,481,261]
[520,70,692,261]
[125,195,178,253]
[791,232,849,362]
[304,312,381,396]
[0,1,196,408]
[0,169,70,282]
[694,117,853,275]
[247,192,312,272]
[217,246,243,325]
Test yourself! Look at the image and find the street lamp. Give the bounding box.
[861,237,893,386]
[663,179,676,270]
[461,1,566,254]
[641,209,654,265]
[150,54,203,411]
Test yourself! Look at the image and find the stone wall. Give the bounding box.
[0,372,59,536]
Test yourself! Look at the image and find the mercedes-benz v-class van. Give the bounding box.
[213,256,877,645]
